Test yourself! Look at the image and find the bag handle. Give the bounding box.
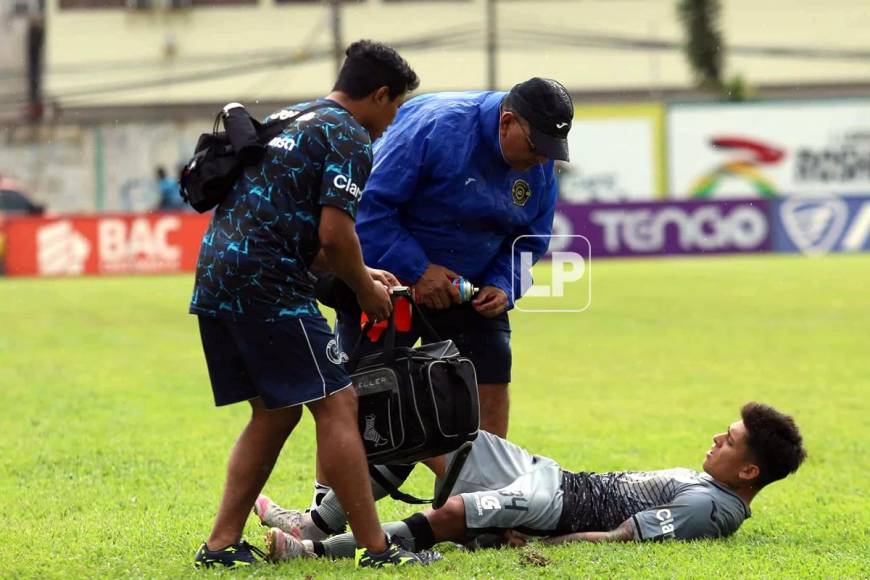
[346,288,442,373]
[367,439,475,507]
[368,465,432,505]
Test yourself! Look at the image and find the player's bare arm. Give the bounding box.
[319,206,392,321]
[542,518,636,545]
[311,250,399,289]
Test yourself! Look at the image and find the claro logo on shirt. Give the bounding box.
[333,174,362,199]
[656,508,676,538]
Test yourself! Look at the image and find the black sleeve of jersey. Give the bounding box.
[318,118,372,220]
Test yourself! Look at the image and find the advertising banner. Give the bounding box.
[551,199,772,258]
[3,212,211,277]
[772,195,870,255]
[559,104,665,203]
[668,100,870,199]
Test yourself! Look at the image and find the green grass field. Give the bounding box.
[1,254,868,578]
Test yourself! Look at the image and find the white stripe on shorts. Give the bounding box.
[299,318,327,399]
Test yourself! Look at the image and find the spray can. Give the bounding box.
[452,278,479,303]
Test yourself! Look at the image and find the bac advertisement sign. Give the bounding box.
[668,100,870,199]
[2,212,211,276]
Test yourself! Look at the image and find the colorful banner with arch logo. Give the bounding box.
[668,99,870,199]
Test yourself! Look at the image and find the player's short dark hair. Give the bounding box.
[333,40,419,100]
[741,402,806,488]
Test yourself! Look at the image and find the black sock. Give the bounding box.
[402,513,437,551]
[310,509,343,535]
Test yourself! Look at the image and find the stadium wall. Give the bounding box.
[38,0,870,109]
[6,97,870,212]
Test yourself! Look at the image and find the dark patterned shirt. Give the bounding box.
[190,100,371,321]
[557,468,750,540]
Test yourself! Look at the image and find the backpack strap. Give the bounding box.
[255,102,338,143]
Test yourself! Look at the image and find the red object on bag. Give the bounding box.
[393,295,412,332]
[360,289,413,341]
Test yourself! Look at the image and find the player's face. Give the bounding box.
[499,112,549,172]
[702,420,758,487]
[368,88,406,140]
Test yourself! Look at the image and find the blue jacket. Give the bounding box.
[356,91,558,307]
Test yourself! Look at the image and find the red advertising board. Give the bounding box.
[2,212,211,277]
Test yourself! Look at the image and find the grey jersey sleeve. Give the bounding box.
[631,492,721,541]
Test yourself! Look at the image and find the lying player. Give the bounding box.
[256,402,805,562]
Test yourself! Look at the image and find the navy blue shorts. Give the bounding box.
[197,315,351,409]
[336,303,512,384]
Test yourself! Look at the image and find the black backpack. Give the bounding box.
[179,103,332,213]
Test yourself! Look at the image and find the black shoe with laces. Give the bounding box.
[193,540,267,569]
[355,539,432,568]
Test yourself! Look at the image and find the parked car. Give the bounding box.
[0,176,44,216]
[0,176,44,273]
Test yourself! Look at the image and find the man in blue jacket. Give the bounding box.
[336,78,574,440]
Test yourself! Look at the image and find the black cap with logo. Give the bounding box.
[508,77,574,162]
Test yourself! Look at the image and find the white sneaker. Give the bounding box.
[265,527,314,562]
[254,495,303,533]
[253,495,327,541]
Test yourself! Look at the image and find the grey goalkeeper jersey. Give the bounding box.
[557,468,751,540]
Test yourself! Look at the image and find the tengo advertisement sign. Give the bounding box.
[559,103,665,203]
[668,99,870,199]
[550,199,771,258]
[2,212,211,276]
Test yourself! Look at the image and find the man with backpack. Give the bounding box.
[189,40,424,569]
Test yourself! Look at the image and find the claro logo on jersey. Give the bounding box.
[656,508,676,538]
[333,174,362,199]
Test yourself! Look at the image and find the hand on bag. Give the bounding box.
[412,263,461,310]
[366,267,400,289]
[357,281,392,322]
[472,285,508,318]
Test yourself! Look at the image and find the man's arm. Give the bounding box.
[541,518,636,545]
[353,120,435,284]
[319,206,391,321]
[311,249,399,288]
[356,120,462,309]
[479,169,558,314]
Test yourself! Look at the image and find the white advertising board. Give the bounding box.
[668,100,870,198]
[559,104,664,202]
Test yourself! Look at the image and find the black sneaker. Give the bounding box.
[193,540,267,569]
[355,540,429,568]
